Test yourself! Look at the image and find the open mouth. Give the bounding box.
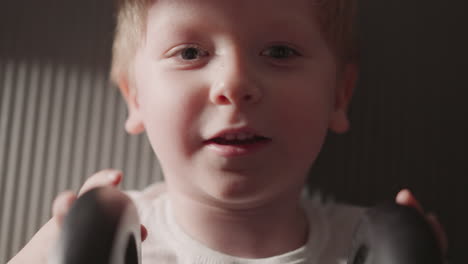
[204,130,271,156]
[208,135,271,145]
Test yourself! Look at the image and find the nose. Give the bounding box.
[209,55,262,106]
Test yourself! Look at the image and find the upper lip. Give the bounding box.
[204,126,269,142]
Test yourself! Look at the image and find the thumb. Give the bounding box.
[395,189,424,214]
[52,191,77,227]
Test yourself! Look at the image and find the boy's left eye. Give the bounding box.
[260,45,301,59]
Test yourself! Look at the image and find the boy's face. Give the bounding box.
[124,0,356,207]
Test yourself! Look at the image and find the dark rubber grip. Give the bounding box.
[348,203,444,264]
[49,186,141,264]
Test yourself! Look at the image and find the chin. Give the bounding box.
[203,177,294,210]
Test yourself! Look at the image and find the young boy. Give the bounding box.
[9,0,447,263]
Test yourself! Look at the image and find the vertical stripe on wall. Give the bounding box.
[0,59,163,262]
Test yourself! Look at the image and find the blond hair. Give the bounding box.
[110,0,358,86]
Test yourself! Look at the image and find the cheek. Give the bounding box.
[283,100,330,157]
[134,68,207,157]
[270,72,336,156]
[271,70,335,118]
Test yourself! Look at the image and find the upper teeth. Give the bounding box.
[223,132,255,140]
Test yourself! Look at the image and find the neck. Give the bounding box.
[168,190,309,259]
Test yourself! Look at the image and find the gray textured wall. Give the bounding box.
[0,1,164,262]
[1,0,467,263]
[0,59,164,262]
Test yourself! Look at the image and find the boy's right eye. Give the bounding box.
[180,47,205,60]
[166,44,210,61]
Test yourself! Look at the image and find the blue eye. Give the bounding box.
[261,45,301,59]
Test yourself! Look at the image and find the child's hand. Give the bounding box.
[7,170,147,264]
[395,189,448,255]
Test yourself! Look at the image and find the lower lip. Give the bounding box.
[205,140,271,157]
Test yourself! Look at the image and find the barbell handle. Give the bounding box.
[48,186,141,264]
[348,202,444,264]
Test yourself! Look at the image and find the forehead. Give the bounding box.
[145,0,320,38]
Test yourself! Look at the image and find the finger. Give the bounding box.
[395,189,424,214]
[52,191,77,226]
[396,190,448,254]
[141,224,148,242]
[78,169,123,196]
[427,213,449,254]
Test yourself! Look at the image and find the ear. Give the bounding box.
[118,77,145,135]
[329,63,358,134]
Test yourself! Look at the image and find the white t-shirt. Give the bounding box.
[127,184,365,264]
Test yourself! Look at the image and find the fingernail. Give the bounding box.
[402,188,412,196]
[107,171,122,182]
[107,172,117,181]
